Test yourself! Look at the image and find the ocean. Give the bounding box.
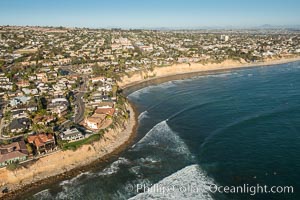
[26,61,300,200]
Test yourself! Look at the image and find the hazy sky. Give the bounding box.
[0,0,300,28]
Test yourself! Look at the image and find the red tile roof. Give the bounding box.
[27,134,55,147]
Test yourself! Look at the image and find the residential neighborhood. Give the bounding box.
[0,25,300,168]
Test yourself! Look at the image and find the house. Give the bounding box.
[0,83,13,90]
[47,99,69,117]
[36,73,48,82]
[97,85,112,92]
[97,102,114,108]
[87,101,114,108]
[33,115,56,125]
[9,96,31,107]
[16,80,30,88]
[178,57,189,63]
[9,117,31,133]
[28,75,37,81]
[53,82,67,91]
[51,98,68,104]
[13,103,38,112]
[60,128,84,142]
[91,76,105,83]
[0,74,13,90]
[0,140,28,167]
[139,45,153,52]
[36,82,50,94]
[91,94,111,103]
[85,113,106,130]
[22,88,39,95]
[95,108,115,116]
[11,109,28,118]
[27,133,56,154]
[47,102,68,117]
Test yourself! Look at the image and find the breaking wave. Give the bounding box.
[37,157,131,200]
[59,172,92,186]
[97,157,131,176]
[129,164,216,200]
[33,189,53,200]
[138,110,149,121]
[206,72,234,78]
[128,82,176,99]
[128,86,154,99]
[133,120,194,160]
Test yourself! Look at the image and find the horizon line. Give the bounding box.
[1,24,300,31]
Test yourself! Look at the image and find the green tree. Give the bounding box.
[6,162,20,171]
[12,83,18,92]
[4,110,12,120]
[26,144,33,155]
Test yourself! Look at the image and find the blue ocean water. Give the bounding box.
[28,62,300,200]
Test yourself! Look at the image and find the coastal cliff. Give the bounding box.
[118,57,300,89]
[0,103,137,199]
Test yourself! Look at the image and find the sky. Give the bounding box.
[0,0,300,28]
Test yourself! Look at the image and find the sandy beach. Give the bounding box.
[118,56,300,89]
[0,102,137,199]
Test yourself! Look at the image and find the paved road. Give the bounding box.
[0,103,8,140]
[74,92,85,123]
[74,76,87,124]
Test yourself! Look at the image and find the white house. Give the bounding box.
[60,128,84,142]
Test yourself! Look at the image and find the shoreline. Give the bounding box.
[1,56,300,199]
[119,56,300,94]
[0,101,138,200]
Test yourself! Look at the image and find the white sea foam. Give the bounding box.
[139,156,161,164]
[56,184,84,200]
[135,156,161,169]
[157,81,176,88]
[207,72,233,78]
[128,87,152,99]
[129,82,176,99]
[59,171,91,186]
[97,157,131,176]
[129,164,215,200]
[129,166,142,177]
[54,158,131,198]
[138,110,149,121]
[34,174,87,199]
[40,157,131,200]
[33,189,53,200]
[189,72,235,80]
[134,120,193,159]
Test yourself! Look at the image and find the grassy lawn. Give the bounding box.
[62,134,101,151]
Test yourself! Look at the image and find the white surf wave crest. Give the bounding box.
[128,82,176,99]
[128,86,156,99]
[133,120,193,159]
[33,189,53,200]
[129,164,216,200]
[97,157,131,176]
[138,110,149,121]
